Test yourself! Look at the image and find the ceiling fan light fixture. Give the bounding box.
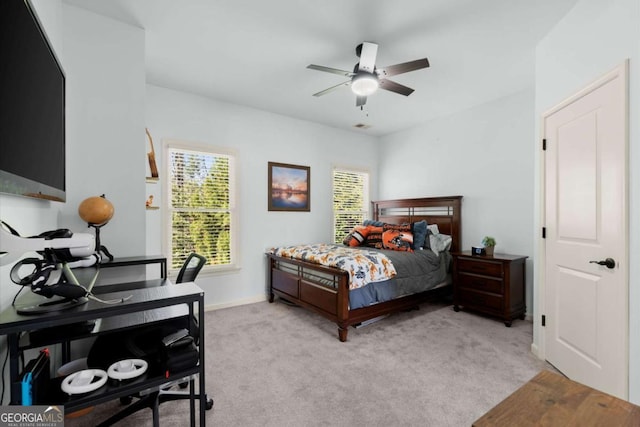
[351,73,378,96]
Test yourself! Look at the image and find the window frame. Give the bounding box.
[332,166,370,244]
[162,139,238,276]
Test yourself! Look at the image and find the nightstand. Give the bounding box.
[452,251,527,326]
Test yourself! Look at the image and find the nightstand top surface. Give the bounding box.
[453,251,528,261]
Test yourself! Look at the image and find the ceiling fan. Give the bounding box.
[307,42,430,108]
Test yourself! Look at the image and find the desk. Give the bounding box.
[473,370,640,426]
[0,280,206,426]
[99,255,167,279]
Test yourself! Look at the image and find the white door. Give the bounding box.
[543,62,628,399]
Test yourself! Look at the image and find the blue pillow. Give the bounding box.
[411,220,428,250]
[363,219,384,227]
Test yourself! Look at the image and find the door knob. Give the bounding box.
[589,258,616,269]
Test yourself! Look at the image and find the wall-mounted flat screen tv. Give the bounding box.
[0,0,66,202]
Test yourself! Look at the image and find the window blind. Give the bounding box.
[333,169,369,244]
[168,148,233,270]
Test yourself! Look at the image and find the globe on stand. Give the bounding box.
[78,194,114,261]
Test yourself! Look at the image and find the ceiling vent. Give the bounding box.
[353,123,371,129]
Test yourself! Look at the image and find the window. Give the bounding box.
[165,142,236,272]
[333,168,369,243]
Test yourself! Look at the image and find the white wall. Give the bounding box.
[378,89,536,313]
[534,0,640,402]
[145,84,379,309]
[61,5,146,257]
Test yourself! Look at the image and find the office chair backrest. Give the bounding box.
[176,253,207,283]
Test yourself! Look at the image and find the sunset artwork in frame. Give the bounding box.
[268,162,310,212]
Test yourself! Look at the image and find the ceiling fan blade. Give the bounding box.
[356,96,367,107]
[379,79,415,96]
[358,42,378,73]
[312,80,351,97]
[307,64,354,77]
[377,58,430,78]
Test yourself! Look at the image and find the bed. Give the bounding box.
[266,196,462,341]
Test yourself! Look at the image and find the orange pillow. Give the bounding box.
[383,223,411,232]
[364,226,384,249]
[343,225,370,247]
[382,230,414,252]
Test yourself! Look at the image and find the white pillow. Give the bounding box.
[429,233,452,256]
[427,224,440,235]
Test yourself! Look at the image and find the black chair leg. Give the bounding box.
[152,395,160,427]
[98,388,213,426]
[190,378,195,426]
[97,392,160,427]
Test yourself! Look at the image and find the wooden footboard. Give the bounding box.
[267,195,462,341]
[267,254,351,340]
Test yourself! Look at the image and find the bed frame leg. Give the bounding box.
[268,292,274,303]
[338,326,348,342]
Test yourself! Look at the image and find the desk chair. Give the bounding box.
[176,253,207,284]
[97,253,213,427]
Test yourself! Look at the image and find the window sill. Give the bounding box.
[168,265,241,282]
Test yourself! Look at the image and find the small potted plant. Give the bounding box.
[482,236,496,256]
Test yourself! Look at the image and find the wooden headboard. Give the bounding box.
[372,196,463,253]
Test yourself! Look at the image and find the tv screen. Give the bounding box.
[0,0,66,202]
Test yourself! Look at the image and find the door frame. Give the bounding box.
[536,60,629,394]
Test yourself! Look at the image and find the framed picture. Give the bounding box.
[268,162,310,212]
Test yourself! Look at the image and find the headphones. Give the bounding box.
[10,258,55,287]
[10,257,88,299]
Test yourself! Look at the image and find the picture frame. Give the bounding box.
[268,162,310,212]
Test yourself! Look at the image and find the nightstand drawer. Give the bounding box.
[457,258,503,277]
[458,273,503,294]
[460,291,503,311]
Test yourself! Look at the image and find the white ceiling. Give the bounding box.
[63,0,578,136]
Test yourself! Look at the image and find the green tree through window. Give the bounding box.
[333,168,369,244]
[168,146,235,270]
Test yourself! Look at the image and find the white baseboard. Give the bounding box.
[531,342,540,358]
[204,294,267,311]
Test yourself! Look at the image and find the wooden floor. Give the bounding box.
[474,370,640,426]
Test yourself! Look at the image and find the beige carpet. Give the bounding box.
[66,299,551,426]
